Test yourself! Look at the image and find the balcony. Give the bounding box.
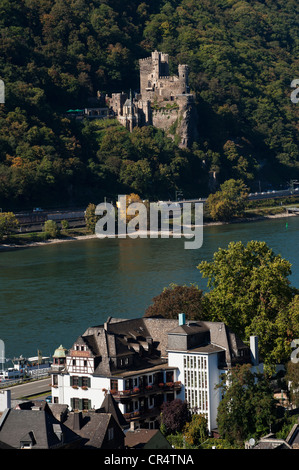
[123,406,161,422]
[111,381,182,402]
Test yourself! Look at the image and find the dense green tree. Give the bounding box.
[206,178,248,221]
[0,0,299,208]
[43,219,60,239]
[84,202,99,233]
[198,240,298,364]
[217,364,277,444]
[144,283,207,320]
[0,212,19,240]
[183,414,208,447]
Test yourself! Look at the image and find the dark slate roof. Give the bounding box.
[99,392,128,428]
[286,423,299,447]
[0,409,81,449]
[69,317,251,377]
[125,429,172,449]
[64,411,124,448]
[253,439,291,449]
[168,322,209,336]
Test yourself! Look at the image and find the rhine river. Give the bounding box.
[1,215,299,361]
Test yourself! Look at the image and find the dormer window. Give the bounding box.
[20,431,36,449]
[119,357,130,367]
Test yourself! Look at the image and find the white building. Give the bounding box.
[50,314,260,432]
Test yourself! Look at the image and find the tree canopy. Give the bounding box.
[147,241,298,366]
[217,364,277,443]
[0,0,299,209]
[206,178,249,221]
[144,283,207,320]
[198,240,298,365]
[160,398,191,435]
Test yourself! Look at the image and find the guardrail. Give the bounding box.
[0,369,51,388]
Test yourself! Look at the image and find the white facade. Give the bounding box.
[51,346,180,426]
[52,347,222,431]
[168,350,222,431]
[50,317,258,433]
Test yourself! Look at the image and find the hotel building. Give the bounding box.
[51,314,260,432]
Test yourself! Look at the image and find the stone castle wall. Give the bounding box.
[109,51,198,148]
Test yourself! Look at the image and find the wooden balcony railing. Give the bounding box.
[123,406,161,421]
[111,381,182,401]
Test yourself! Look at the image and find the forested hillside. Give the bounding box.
[0,0,298,209]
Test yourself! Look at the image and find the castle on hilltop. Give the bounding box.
[107,51,198,148]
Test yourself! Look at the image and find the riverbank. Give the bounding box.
[0,210,297,251]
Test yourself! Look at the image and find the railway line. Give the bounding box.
[9,186,299,233]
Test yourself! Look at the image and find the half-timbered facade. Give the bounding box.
[51,315,259,431]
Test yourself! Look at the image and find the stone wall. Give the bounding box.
[108,51,198,148]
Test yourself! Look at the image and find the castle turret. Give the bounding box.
[178,64,189,93]
[109,51,197,147]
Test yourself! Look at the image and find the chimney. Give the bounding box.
[130,420,136,431]
[179,313,185,326]
[250,336,259,366]
[73,411,82,431]
[53,423,64,442]
[0,390,11,412]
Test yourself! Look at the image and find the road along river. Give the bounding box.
[0,215,298,361]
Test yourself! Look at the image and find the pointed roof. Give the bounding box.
[53,345,68,358]
[0,409,81,449]
[99,392,128,428]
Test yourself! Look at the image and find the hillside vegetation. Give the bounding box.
[0,0,298,209]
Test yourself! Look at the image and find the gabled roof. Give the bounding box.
[99,392,128,428]
[0,409,81,449]
[64,411,125,449]
[286,423,299,447]
[252,433,292,449]
[68,317,252,376]
[125,429,172,449]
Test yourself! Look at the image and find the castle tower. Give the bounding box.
[151,50,160,82]
[178,64,189,93]
[139,51,170,99]
[108,51,197,148]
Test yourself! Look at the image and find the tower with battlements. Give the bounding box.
[108,51,198,148]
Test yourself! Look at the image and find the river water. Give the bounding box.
[1,215,298,360]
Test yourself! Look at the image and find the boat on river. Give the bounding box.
[0,354,52,381]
